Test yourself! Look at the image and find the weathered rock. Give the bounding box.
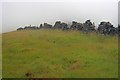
[17,27,24,30]
[43,23,52,29]
[118,24,120,36]
[61,22,69,30]
[97,22,117,35]
[24,25,38,30]
[53,21,62,29]
[16,20,118,36]
[70,21,83,30]
[39,24,43,29]
[82,20,95,33]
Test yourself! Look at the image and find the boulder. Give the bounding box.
[17,27,24,30]
[43,23,52,29]
[61,22,69,30]
[24,25,38,30]
[70,21,83,30]
[97,21,116,35]
[53,21,62,29]
[82,20,95,33]
[39,24,43,29]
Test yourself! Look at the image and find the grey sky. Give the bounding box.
[118,1,120,24]
[2,0,119,33]
[0,2,2,34]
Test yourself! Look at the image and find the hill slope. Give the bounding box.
[2,29,118,78]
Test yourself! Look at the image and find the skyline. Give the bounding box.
[1,0,119,33]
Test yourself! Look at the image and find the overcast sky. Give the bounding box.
[1,0,119,33]
[118,1,120,24]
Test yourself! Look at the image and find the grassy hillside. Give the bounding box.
[2,29,118,78]
[0,34,2,78]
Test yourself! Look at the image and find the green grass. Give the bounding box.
[0,34,2,78]
[2,29,118,78]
